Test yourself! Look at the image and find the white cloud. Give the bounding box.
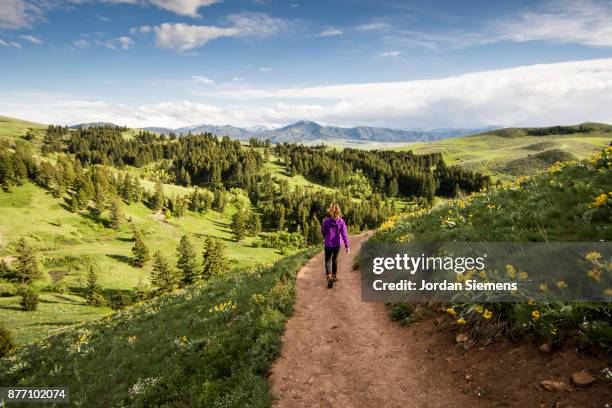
[496,0,612,47]
[19,34,43,44]
[73,39,91,49]
[356,22,390,31]
[317,28,343,37]
[153,23,238,51]
[96,36,134,50]
[4,59,612,129]
[117,36,134,49]
[259,67,271,72]
[150,12,289,51]
[383,0,612,50]
[379,51,400,58]
[102,0,217,17]
[131,25,152,34]
[0,0,43,29]
[0,38,22,48]
[192,75,214,85]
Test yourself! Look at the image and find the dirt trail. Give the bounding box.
[270,233,477,408]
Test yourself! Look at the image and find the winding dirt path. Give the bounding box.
[270,233,477,408]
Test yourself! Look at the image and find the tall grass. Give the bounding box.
[0,248,318,407]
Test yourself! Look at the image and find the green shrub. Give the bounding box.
[17,285,39,311]
[388,303,420,326]
[0,325,15,358]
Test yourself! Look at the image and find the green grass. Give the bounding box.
[263,156,334,192]
[370,148,612,350]
[0,294,112,345]
[0,249,318,407]
[0,115,47,143]
[0,183,296,344]
[398,128,611,180]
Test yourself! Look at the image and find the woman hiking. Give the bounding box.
[320,202,350,288]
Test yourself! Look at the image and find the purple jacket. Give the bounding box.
[321,217,350,248]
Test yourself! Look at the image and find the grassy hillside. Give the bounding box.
[0,248,317,407]
[371,147,612,350]
[0,115,47,142]
[400,123,611,179]
[0,116,331,345]
[0,181,296,344]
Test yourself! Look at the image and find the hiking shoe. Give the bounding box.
[327,274,333,288]
[332,274,338,282]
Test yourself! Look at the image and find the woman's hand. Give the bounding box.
[346,247,351,255]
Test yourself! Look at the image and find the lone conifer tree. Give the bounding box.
[109,199,122,230]
[202,237,226,280]
[153,179,165,211]
[248,212,262,236]
[176,235,198,285]
[131,228,150,267]
[151,251,178,292]
[231,209,248,242]
[85,265,105,306]
[15,238,42,284]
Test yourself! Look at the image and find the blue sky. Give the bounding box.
[1,0,612,128]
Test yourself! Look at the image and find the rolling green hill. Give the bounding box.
[0,116,327,344]
[400,123,611,179]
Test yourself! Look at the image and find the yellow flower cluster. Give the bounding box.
[586,251,602,261]
[588,267,602,282]
[588,193,610,208]
[209,299,237,313]
[379,209,429,231]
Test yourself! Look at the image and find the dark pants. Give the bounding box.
[324,246,340,276]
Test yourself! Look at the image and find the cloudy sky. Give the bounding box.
[1,0,612,129]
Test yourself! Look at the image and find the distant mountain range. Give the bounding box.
[73,120,500,143]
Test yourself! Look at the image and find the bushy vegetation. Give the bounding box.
[371,146,612,352]
[0,249,317,407]
[276,143,490,199]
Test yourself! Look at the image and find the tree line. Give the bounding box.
[275,143,490,199]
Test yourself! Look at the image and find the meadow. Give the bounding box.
[0,248,317,407]
[371,146,612,351]
[401,124,611,180]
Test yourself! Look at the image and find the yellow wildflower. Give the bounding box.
[556,281,568,289]
[456,318,467,325]
[446,307,456,316]
[483,310,493,319]
[532,310,541,320]
[585,251,602,261]
[474,305,483,314]
[505,264,516,279]
[518,271,529,281]
[538,283,548,291]
[588,193,608,208]
[588,267,602,282]
[527,298,535,305]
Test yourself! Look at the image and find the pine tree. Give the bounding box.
[131,228,150,267]
[176,235,198,285]
[85,265,105,306]
[307,216,322,245]
[231,209,248,242]
[153,179,165,211]
[15,238,42,284]
[151,250,178,292]
[213,188,227,212]
[202,237,227,280]
[109,199,122,230]
[248,212,262,236]
[17,284,39,311]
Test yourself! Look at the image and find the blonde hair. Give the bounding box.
[327,202,341,219]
